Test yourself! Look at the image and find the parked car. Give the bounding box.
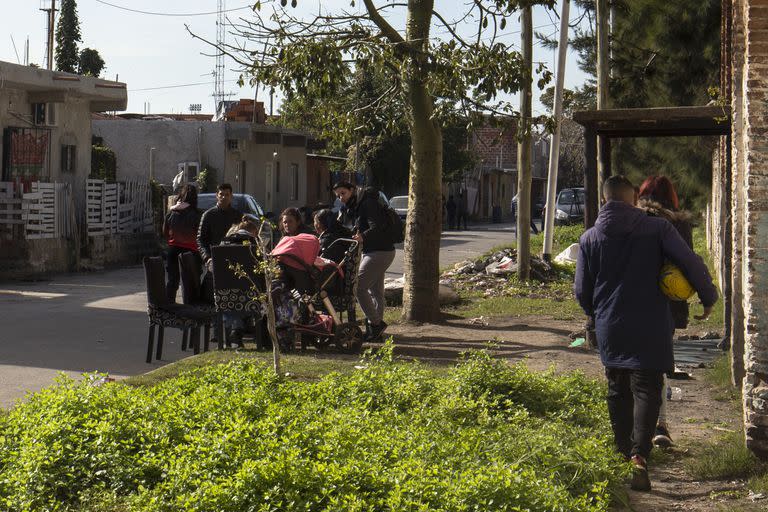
[197,193,274,246]
[554,187,585,225]
[510,194,545,219]
[388,195,408,221]
[198,193,265,220]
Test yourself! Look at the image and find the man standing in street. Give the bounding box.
[197,183,243,344]
[197,183,242,270]
[574,175,717,492]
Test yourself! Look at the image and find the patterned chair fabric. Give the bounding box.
[211,244,265,315]
[143,256,215,363]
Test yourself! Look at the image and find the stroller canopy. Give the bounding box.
[271,233,320,270]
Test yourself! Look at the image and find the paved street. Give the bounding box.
[0,222,517,407]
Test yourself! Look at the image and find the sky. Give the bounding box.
[0,0,590,116]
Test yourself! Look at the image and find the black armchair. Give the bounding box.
[143,256,215,363]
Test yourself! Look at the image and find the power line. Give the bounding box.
[91,0,253,17]
[132,79,240,92]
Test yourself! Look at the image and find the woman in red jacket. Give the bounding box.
[162,184,201,302]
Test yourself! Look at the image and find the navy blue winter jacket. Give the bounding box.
[574,200,718,371]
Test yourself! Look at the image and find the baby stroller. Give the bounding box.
[269,233,363,352]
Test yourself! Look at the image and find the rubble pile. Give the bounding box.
[441,248,574,299]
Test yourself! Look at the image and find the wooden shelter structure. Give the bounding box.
[573,105,731,227]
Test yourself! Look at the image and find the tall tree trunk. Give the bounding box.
[402,0,443,322]
[516,6,533,281]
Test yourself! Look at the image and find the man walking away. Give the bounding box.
[574,175,717,492]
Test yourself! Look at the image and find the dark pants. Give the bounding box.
[456,212,468,230]
[447,211,456,230]
[165,245,186,302]
[604,368,664,459]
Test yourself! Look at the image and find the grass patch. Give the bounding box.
[450,293,581,320]
[0,348,627,511]
[703,353,741,402]
[685,431,767,481]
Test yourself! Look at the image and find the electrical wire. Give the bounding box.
[132,79,241,91]
[91,0,253,17]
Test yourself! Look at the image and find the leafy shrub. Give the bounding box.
[91,145,117,182]
[0,351,626,511]
[196,167,218,193]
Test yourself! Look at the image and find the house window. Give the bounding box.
[61,145,76,173]
[290,163,299,200]
[227,139,238,150]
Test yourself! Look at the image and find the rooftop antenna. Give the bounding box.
[213,0,226,116]
[39,0,57,70]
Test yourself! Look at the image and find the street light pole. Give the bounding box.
[542,0,571,262]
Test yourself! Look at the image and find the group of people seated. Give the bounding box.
[163,182,355,349]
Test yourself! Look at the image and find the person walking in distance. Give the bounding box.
[446,195,457,230]
[574,175,717,492]
[162,184,201,302]
[333,181,396,341]
[456,190,469,230]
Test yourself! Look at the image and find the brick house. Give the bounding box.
[466,123,548,220]
[711,0,768,459]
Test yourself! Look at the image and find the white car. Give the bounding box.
[388,195,408,222]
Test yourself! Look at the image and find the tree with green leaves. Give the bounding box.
[78,48,105,77]
[540,0,720,208]
[55,0,82,73]
[190,0,553,322]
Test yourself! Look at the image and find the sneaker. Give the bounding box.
[630,454,651,491]
[365,320,388,342]
[653,424,673,449]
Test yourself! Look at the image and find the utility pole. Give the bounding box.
[517,5,533,281]
[542,0,571,262]
[596,0,610,194]
[40,0,57,70]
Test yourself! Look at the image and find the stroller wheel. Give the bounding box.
[334,322,363,353]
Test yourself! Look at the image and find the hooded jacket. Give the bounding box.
[637,197,694,329]
[337,187,394,254]
[574,200,718,371]
[163,202,201,251]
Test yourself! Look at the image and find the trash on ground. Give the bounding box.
[554,243,579,265]
[469,316,489,326]
[569,337,586,348]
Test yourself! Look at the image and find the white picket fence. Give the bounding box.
[87,179,153,236]
[0,181,73,240]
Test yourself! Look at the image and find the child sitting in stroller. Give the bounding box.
[269,232,362,352]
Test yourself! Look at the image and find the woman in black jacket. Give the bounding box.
[333,182,395,341]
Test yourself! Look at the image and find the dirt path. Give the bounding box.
[380,315,762,512]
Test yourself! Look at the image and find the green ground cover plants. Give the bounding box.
[0,348,627,511]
